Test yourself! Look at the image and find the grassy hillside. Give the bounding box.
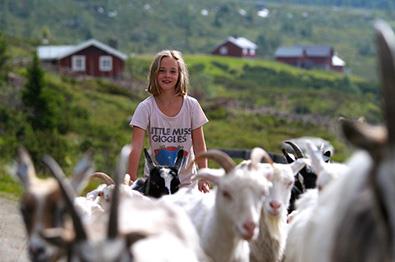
[1,0,394,81]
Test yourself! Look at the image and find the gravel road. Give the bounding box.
[0,197,29,262]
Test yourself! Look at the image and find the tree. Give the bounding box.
[22,53,58,130]
[0,32,8,81]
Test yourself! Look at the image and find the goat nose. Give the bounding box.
[270,201,281,209]
[30,245,45,256]
[242,220,257,240]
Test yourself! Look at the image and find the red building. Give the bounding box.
[37,39,127,78]
[212,36,257,58]
[274,45,345,73]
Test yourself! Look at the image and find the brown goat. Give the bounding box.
[15,147,94,261]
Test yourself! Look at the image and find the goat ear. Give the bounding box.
[16,146,37,189]
[340,118,386,157]
[144,148,155,169]
[305,141,325,175]
[174,149,185,170]
[195,168,225,185]
[290,159,308,175]
[71,150,95,195]
[116,144,132,179]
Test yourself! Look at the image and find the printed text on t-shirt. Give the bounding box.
[150,127,192,143]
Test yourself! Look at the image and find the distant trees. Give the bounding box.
[22,53,57,130]
[279,0,394,10]
[20,53,69,165]
[255,34,281,58]
[0,33,8,82]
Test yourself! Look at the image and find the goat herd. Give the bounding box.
[10,21,395,262]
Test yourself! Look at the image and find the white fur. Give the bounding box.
[162,162,273,262]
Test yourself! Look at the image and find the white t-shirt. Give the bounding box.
[130,95,208,177]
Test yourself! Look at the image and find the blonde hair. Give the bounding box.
[147,50,189,96]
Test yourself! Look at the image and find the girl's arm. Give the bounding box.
[128,126,146,182]
[192,126,210,192]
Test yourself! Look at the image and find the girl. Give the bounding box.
[128,50,210,193]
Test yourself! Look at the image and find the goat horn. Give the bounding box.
[91,172,115,185]
[283,141,304,159]
[249,147,273,170]
[282,140,304,158]
[42,155,87,241]
[194,149,236,173]
[107,168,120,239]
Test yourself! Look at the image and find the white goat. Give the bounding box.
[248,157,307,262]
[283,142,350,262]
[286,21,395,262]
[41,153,207,262]
[162,148,273,262]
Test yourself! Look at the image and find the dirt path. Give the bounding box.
[0,197,29,262]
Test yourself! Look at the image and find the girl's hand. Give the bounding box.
[198,179,210,193]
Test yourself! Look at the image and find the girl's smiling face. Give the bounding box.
[157,56,180,93]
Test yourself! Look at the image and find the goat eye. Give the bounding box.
[287,181,294,188]
[222,190,232,200]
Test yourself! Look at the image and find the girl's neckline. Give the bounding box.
[153,95,185,118]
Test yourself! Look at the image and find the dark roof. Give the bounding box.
[275,45,333,58]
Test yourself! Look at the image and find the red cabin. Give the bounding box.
[274,45,345,73]
[37,39,127,78]
[212,36,257,58]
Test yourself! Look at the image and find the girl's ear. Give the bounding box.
[194,168,225,186]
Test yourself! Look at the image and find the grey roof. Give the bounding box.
[275,45,333,58]
[274,46,303,57]
[304,45,332,57]
[37,39,128,60]
[37,45,75,60]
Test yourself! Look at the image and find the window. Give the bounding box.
[250,49,256,56]
[242,48,248,56]
[219,46,228,55]
[99,56,113,71]
[72,55,86,71]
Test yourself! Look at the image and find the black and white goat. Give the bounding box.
[133,148,185,198]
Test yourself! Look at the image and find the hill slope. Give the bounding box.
[0,0,393,81]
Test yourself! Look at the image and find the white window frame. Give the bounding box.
[99,56,113,72]
[72,55,86,71]
[219,46,228,55]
